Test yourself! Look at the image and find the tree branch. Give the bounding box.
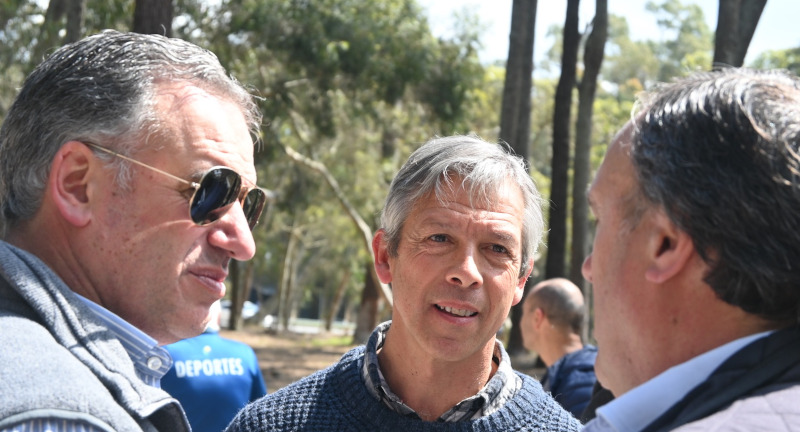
[283,144,393,307]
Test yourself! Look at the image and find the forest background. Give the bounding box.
[2,0,799,357]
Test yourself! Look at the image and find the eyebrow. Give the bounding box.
[422,218,520,239]
[490,231,517,243]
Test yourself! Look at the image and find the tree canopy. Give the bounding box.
[0,0,793,337]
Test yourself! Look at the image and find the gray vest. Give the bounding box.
[0,241,190,432]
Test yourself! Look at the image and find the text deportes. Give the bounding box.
[172,357,245,378]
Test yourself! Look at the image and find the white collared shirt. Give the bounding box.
[583,330,773,432]
[76,294,173,387]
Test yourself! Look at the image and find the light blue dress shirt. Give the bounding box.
[582,330,772,432]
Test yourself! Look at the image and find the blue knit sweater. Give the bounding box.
[226,345,581,432]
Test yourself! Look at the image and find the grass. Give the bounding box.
[309,334,356,348]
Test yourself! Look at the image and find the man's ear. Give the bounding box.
[372,229,393,284]
[645,211,695,284]
[532,307,546,330]
[512,258,534,306]
[48,141,97,227]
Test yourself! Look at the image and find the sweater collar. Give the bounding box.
[360,320,522,422]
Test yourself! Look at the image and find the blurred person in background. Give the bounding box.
[162,300,267,432]
[521,278,597,419]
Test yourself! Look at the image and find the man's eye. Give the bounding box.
[491,244,509,254]
[429,234,447,242]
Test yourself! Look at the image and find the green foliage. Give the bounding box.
[750,47,800,76]
[645,0,712,81]
[602,14,660,90]
[3,0,779,324]
[172,0,490,319]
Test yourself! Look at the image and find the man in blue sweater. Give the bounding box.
[521,278,597,418]
[226,136,580,431]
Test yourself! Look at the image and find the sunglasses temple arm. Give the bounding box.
[85,142,199,189]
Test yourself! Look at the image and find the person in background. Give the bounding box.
[226,135,581,431]
[0,30,265,431]
[520,278,597,419]
[162,300,267,432]
[582,68,800,431]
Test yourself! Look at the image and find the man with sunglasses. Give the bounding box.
[0,30,265,431]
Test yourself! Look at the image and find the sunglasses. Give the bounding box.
[85,142,267,229]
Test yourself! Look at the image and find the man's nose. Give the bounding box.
[207,201,257,260]
[447,247,483,288]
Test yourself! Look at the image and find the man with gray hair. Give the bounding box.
[520,278,597,418]
[227,136,580,431]
[0,31,267,431]
[582,68,800,431]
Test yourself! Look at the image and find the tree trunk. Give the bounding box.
[34,0,67,64]
[505,280,533,356]
[133,0,174,36]
[64,0,85,43]
[353,261,380,344]
[498,0,538,355]
[571,0,607,292]
[499,0,537,157]
[324,267,351,332]
[227,259,243,330]
[283,145,393,307]
[712,0,767,68]
[278,223,301,331]
[545,0,581,280]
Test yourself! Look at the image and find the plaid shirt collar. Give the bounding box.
[360,320,522,422]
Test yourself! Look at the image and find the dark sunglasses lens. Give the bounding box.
[243,188,267,229]
[190,168,241,225]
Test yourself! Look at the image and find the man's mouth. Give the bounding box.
[435,304,478,317]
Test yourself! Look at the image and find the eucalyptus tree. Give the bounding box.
[545,0,580,280]
[645,0,712,81]
[177,0,487,338]
[713,0,767,68]
[570,0,607,293]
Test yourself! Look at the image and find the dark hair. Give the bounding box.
[0,30,261,231]
[528,278,585,335]
[631,68,800,322]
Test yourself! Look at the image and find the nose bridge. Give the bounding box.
[210,201,257,260]
[448,242,482,287]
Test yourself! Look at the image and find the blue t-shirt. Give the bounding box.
[162,330,267,432]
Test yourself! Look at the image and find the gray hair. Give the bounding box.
[0,30,261,232]
[630,68,800,323]
[379,135,545,277]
